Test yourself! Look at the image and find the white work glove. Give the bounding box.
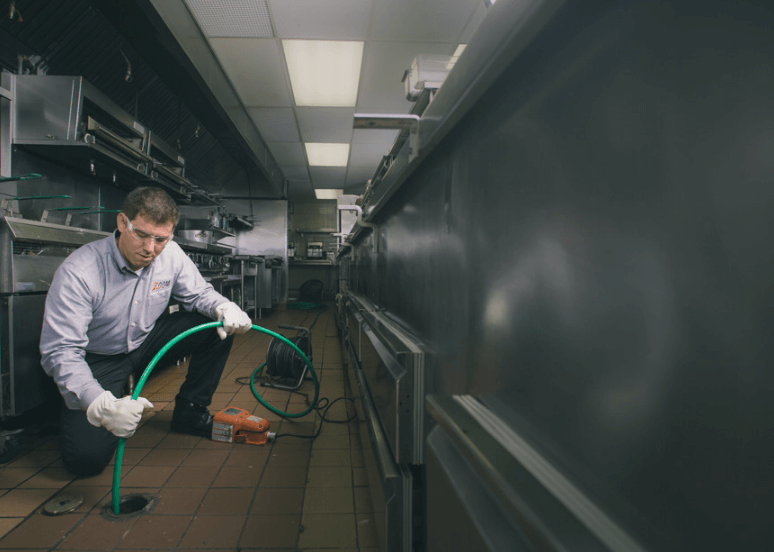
[86,390,153,438]
[215,301,252,340]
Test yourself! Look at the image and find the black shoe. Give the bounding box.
[171,399,213,438]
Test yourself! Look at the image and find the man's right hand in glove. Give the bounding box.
[86,390,153,438]
[215,301,252,340]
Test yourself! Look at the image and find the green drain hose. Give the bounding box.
[111,321,318,514]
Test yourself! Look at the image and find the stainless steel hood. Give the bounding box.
[0,0,285,200]
[12,74,215,205]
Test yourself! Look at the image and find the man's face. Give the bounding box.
[116,212,174,271]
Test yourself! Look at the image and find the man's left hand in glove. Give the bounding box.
[215,302,252,340]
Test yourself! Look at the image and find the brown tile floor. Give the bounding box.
[0,304,379,551]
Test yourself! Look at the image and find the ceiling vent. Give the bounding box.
[186,0,274,38]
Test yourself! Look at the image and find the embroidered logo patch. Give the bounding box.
[151,280,171,293]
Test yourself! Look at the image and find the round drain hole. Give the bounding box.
[100,493,159,521]
[43,494,84,516]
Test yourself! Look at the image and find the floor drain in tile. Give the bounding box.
[43,494,84,515]
[100,493,159,521]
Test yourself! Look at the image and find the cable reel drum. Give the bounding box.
[264,324,312,390]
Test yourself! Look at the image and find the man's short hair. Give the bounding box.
[122,187,179,227]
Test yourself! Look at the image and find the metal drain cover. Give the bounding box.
[43,494,84,515]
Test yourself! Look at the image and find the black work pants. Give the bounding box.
[59,311,234,476]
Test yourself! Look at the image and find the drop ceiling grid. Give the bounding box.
[346,165,379,187]
[247,107,300,142]
[309,166,348,188]
[185,0,486,197]
[266,143,307,167]
[296,107,356,144]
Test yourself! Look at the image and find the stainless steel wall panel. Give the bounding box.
[234,200,288,305]
[234,199,288,259]
[341,1,774,549]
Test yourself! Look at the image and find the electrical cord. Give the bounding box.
[246,309,356,440]
[250,374,357,440]
[111,321,317,515]
[273,396,357,440]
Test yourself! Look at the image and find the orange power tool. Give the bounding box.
[212,407,275,445]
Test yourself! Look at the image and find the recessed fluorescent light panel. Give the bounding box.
[283,40,364,107]
[186,0,273,37]
[305,143,350,167]
[314,189,342,200]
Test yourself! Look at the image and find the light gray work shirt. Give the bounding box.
[40,232,228,411]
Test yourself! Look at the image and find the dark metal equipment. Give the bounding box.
[0,217,108,437]
[334,1,774,550]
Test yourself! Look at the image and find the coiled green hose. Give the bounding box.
[112,321,318,514]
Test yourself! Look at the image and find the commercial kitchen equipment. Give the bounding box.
[403,54,456,102]
[10,74,220,207]
[174,232,234,301]
[338,291,427,551]
[306,242,323,259]
[0,216,109,421]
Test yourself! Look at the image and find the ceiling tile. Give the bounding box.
[281,166,310,183]
[309,166,347,187]
[357,40,455,112]
[345,165,375,186]
[268,143,307,165]
[248,108,300,141]
[296,107,355,143]
[186,0,274,38]
[350,141,392,167]
[368,0,479,42]
[209,38,292,106]
[270,0,372,39]
[288,180,316,200]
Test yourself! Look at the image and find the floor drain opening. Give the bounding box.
[100,493,159,521]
